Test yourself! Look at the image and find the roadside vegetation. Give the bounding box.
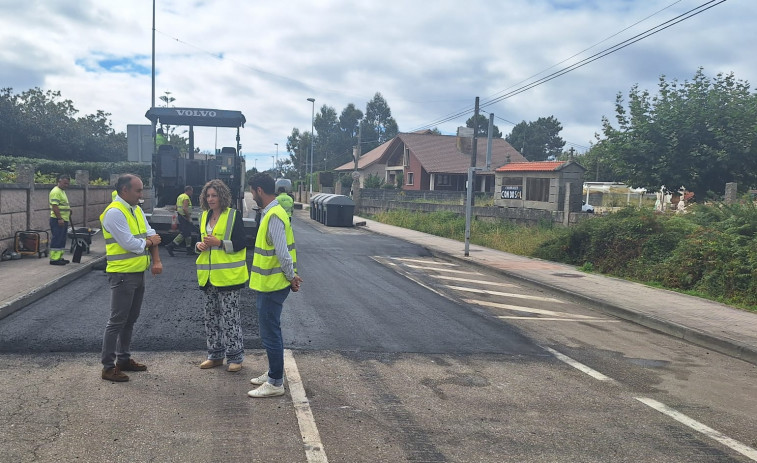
[370,204,757,313]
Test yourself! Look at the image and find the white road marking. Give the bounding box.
[389,257,457,266]
[466,299,599,319]
[434,274,517,287]
[447,285,565,303]
[402,263,480,275]
[370,257,458,298]
[542,346,616,382]
[498,316,619,322]
[284,349,329,463]
[635,397,757,461]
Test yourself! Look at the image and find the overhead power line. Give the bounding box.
[410,0,727,132]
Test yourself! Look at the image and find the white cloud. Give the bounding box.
[1,0,755,164]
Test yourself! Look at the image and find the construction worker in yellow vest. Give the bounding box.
[166,185,196,256]
[48,174,71,265]
[156,127,168,147]
[99,174,162,383]
[276,186,294,221]
[247,173,302,398]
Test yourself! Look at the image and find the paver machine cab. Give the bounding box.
[143,107,258,245]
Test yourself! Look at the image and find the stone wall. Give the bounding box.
[0,182,118,254]
[356,198,591,226]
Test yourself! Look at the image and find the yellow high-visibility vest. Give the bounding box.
[249,205,297,292]
[176,193,192,217]
[196,208,248,287]
[100,201,150,273]
[49,186,71,221]
[276,193,294,218]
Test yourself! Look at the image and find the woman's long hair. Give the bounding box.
[199,179,232,211]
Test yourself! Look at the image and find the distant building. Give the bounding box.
[334,129,527,192]
[494,160,586,213]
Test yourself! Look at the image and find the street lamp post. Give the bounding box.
[307,98,315,195]
[274,143,279,178]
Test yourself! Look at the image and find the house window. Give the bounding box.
[502,177,522,186]
[406,172,414,185]
[526,177,550,202]
[437,174,450,186]
[404,147,409,167]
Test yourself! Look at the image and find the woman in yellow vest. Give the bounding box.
[195,179,248,372]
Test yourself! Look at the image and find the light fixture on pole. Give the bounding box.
[274,143,279,178]
[307,98,315,195]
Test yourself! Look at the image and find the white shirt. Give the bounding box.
[102,195,157,254]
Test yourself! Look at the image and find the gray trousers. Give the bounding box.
[101,272,145,369]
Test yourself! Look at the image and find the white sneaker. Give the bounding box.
[250,372,270,385]
[247,382,285,398]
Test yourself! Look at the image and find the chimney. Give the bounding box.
[456,127,474,155]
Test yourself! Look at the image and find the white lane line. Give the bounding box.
[467,299,599,319]
[389,257,457,266]
[447,285,564,303]
[284,350,329,463]
[635,397,757,461]
[370,257,457,299]
[542,346,616,382]
[402,263,480,275]
[498,316,619,322]
[435,274,517,287]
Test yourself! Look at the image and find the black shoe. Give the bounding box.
[60,259,70,264]
[50,259,67,266]
[166,243,175,257]
[185,247,196,256]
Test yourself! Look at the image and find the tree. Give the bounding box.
[0,87,127,161]
[592,69,757,199]
[284,93,399,175]
[505,116,565,161]
[465,114,502,138]
[361,92,398,151]
[286,127,309,180]
[313,105,342,171]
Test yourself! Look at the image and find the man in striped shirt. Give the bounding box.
[247,173,302,398]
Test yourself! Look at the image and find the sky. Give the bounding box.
[1,0,755,169]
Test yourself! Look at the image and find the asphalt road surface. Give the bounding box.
[1,212,756,462]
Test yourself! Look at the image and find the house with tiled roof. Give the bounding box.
[494,160,586,212]
[335,129,527,192]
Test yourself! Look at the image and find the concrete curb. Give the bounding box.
[0,256,106,321]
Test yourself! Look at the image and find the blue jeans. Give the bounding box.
[256,287,290,384]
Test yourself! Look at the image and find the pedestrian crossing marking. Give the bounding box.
[445,285,565,303]
[401,264,479,275]
[390,257,457,266]
[434,274,517,287]
[464,299,606,320]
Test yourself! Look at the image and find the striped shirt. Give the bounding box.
[261,199,295,281]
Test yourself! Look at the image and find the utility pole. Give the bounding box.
[354,123,362,171]
[470,97,479,169]
[469,97,479,205]
[465,97,481,257]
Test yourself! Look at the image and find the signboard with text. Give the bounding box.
[501,185,523,200]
